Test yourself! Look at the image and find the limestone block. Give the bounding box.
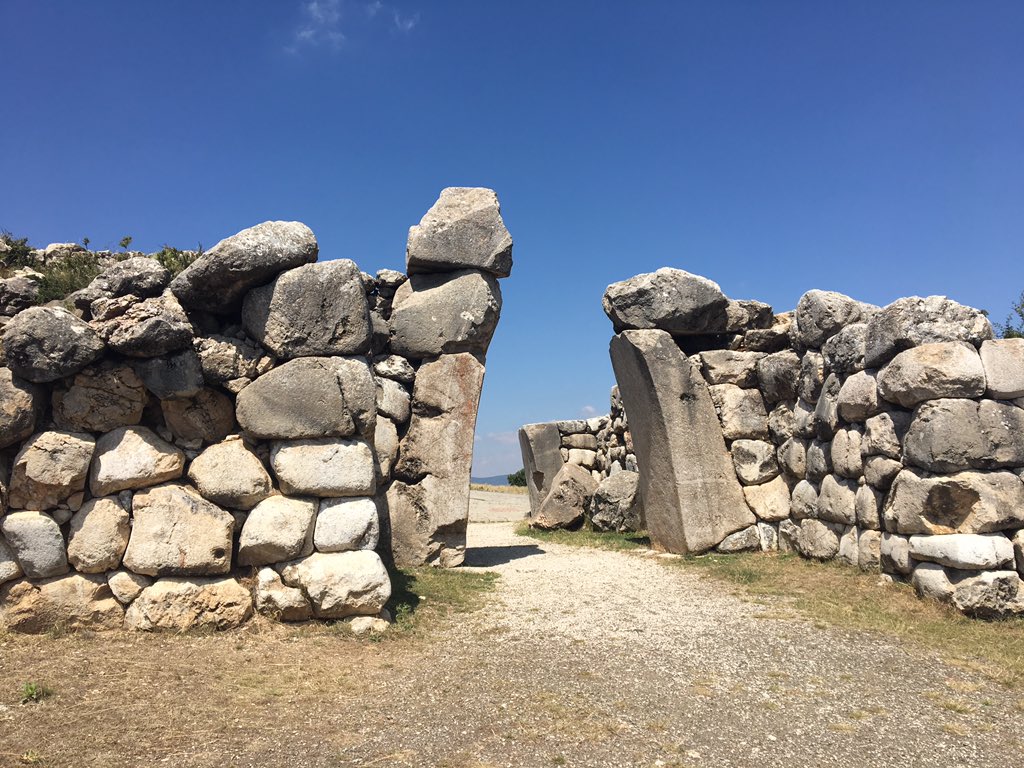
[797,352,825,403]
[836,370,882,422]
[822,322,868,377]
[194,335,266,384]
[951,570,1024,618]
[881,533,913,575]
[161,388,236,443]
[406,187,513,277]
[755,350,800,403]
[2,306,105,383]
[532,463,597,530]
[373,354,416,384]
[861,411,910,459]
[903,399,1024,472]
[980,338,1024,399]
[797,519,842,560]
[589,471,642,532]
[567,448,598,469]
[0,367,43,449]
[863,455,902,491]
[270,438,376,497]
[609,330,754,554]
[132,349,204,399]
[806,440,833,483]
[830,426,863,479]
[907,533,1014,570]
[838,525,859,567]
[603,268,730,335]
[51,364,147,432]
[742,476,790,522]
[123,483,234,576]
[374,418,399,484]
[0,573,123,633]
[0,537,24,586]
[778,519,800,553]
[235,356,376,440]
[883,468,1024,535]
[767,401,796,443]
[10,430,95,510]
[709,384,769,440]
[376,377,411,424]
[792,290,869,349]
[170,220,318,313]
[188,437,272,510]
[812,373,841,440]
[1,511,68,579]
[1014,530,1024,576]
[758,521,779,551]
[855,484,882,530]
[777,437,807,479]
[911,562,954,603]
[124,576,253,630]
[864,295,993,368]
[877,342,986,408]
[96,293,193,357]
[279,550,391,619]
[730,440,779,485]
[699,350,764,387]
[67,498,130,573]
[817,474,857,525]
[314,497,380,552]
[858,529,882,571]
[237,496,316,566]
[89,426,185,497]
[791,479,819,520]
[255,567,312,621]
[106,570,151,604]
[716,525,761,553]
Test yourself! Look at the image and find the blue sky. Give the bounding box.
[2,1,1022,476]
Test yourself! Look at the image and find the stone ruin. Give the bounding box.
[522,267,1024,619]
[0,187,512,632]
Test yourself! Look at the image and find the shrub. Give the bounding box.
[997,291,1024,339]
[153,244,201,277]
[0,231,36,273]
[34,252,102,303]
[507,468,526,486]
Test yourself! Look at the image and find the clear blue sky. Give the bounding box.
[3,1,1022,476]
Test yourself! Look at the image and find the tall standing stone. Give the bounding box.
[609,329,755,554]
[518,422,566,515]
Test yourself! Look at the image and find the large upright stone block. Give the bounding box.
[518,422,565,515]
[387,354,485,567]
[609,329,755,554]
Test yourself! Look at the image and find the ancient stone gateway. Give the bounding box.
[0,187,512,632]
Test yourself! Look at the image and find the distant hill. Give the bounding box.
[471,474,515,486]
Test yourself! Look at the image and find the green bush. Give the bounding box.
[507,468,526,486]
[998,291,1024,339]
[153,245,201,277]
[35,252,102,303]
[0,231,36,273]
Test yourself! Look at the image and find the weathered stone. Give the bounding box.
[386,354,485,567]
[567,448,597,469]
[562,433,599,450]
[862,411,910,459]
[881,533,913,575]
[372,354,415,384]
[837,525,859,567]
[725,300,774,332]
[255,567,312,621]
[194,335,266,384]
[160,387,236,443]
[805,440,833,483]
[188,438,272,510]
[883,468,1024,535]
[610,330,754,554]
[314,497,380,552]
[797,352,825,403]
[793,398,818,439]
[831,426,864,479]
[822,322,868,377]
[863,455,902,491]
[812,373,841,440]
[52,364,147,432]
[106,570,151,604]
[730,439,779,485]
[980,339,1024,399]
[532,463,597,530]
[0,276,39,315]
[10,430,95,510]
[877,342,986,408]
[903,399,1024,472]
[778,518,800,553]
[89,426,184,496]
[836,370,882,422]
[0,367,43,449]
[767,401,796,443]
[0,512,68,578]
[756,351,800,403]
[406,187,512,277]
[716,525,761,553]
[67,498,130,573]
[757,521,779,551]
[1014,530,1024,576]
[279,550,391,619]
[908,533,1014,570]
[242,260,371,358]
[238,496,317,566]
[709,384,769,440]
[374,418,399,484]
[777,437,807,479]
[864,296,993,368]
[170,221,318,313]
[951,570,1024,618]
[699,350,764,387]
[0,537,24,586]
[3,306,105,383]
[519,422,565,515]
[858,529,882,571]
[792,290,868,349]
[96,293,193,358]
[744,313,793,353]
[123,483,234,576]
[133,348,204,399]
[389,270,502,359]
[742,476,790,522]
[124,576,253,630]
[797,519,842,560]
[236,356,375,440]
[85,256,170,301]
[911,562,954,603]
[589,471,642,532]
[270,439,376,497]
[855,484,882,530]
[817,474,857,525]
[376,377,411,423]
[0,573,123,633]
[603,268,730,335]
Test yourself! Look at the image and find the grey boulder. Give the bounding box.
[2,306,105,383]
[864,295,993,368]
[406,187,513,277]
[603,268,730,335]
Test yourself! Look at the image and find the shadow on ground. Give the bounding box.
[464,544,543,567]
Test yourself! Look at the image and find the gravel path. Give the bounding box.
[348,522,1022,767]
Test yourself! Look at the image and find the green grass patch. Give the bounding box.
[515,522,651,552]
[386,566,499,637]
[672,550,1024,689]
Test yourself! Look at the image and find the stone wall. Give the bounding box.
[604,268,1024,618]
[0,187,512,633]
[518,388,641,533]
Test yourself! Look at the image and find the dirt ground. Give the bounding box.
[2,521,1022,768]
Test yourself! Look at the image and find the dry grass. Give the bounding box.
[515,522,651,551]
[469,484,528,495]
